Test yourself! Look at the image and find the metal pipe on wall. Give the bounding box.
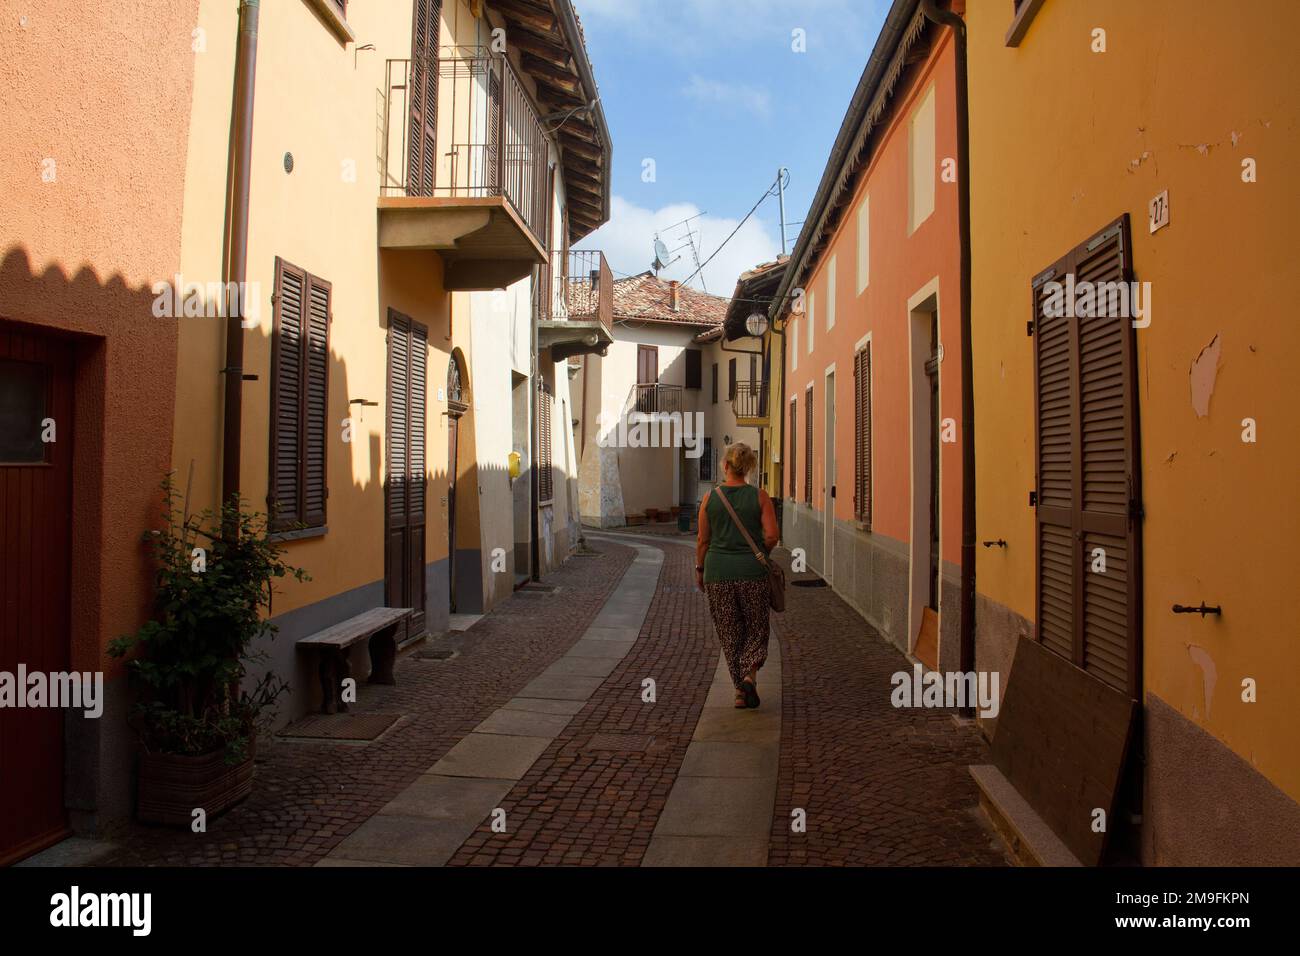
[221,0,260,525]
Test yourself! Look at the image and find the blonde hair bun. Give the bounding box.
[722,442,757,477]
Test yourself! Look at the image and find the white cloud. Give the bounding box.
[577,195,781,298]
[681,74,770,118]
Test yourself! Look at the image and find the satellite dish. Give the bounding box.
[653,237,671,271]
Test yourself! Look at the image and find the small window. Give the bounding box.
[854,343,873,528]
[700,437,714,482]
[807,291,815,354]
[908,83,937,234]
[711,362,718,404]
[270,257,331,532]
[788,398,797,500]
[0,360,48,464]
[728,357,737,400]
[856,195,870,294]
[685,348,702,389]
[538,381,554,503]
[804,386,814,505]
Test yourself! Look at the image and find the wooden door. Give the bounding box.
[926,316,940,611]
[385,312,428,642]
[0,324,74,864]
[1032,214,1142,697]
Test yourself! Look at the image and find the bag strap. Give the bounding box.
[712,486,770,569]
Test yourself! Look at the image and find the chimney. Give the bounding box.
[669,280,680,312]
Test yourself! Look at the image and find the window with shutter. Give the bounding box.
[788,398,797,500]
[804,386,813,505]
[269,257,330,532]
[728,357,737,400]
[854,343,872,528]
[1032,213,1141,697]
[538,381,554,503]
[685,349,702,389]
[407,0,440,197]
[711,362,718,404]
[700,437,713,481]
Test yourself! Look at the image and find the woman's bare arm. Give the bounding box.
[695,493,711,586]
[758,489,779,552]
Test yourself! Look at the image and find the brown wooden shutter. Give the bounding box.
[408,0,440,196]
[1032,214,1140,697]
[788,398,797,500]
[537,381,554,502]
[387,312,411,529]
[685,349,702,389]
[711,362,718,404]
[854,344,872,527]
[728,357,737,399]
[303,275,330,527]
[804,387,813,504]
[269,259,304,530]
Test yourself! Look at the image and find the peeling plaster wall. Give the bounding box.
[968,0,1300,849]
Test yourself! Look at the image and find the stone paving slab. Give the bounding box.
[434,733,553,779]
[652,776,777,838]
[678,741,779,779]
[474,708,576,738]
[565,638,637,658]
[500,697,588,716]
[381,775,516,822]
[539,655,622,679]
[516,674,606,701]
[641,835,768,868]
[328,814,476,867]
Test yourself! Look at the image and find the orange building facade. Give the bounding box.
[776,10,964,668]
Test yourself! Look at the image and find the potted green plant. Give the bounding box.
[108,479,308,826]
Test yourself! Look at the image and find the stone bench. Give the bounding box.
[296,607,412,714]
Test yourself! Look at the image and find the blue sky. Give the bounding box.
[573,0,889,296]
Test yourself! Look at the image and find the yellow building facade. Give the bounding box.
[967,0,1300,864]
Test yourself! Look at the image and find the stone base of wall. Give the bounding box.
[972,591,1033,739]
[1143,692,1300,866]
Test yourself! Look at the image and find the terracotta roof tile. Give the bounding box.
[610,272,729,327]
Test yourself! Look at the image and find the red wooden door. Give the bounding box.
[0,323,74,864]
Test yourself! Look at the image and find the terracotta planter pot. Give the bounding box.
[137,739,256,826]
[644,508,659,522]
[627,513,646,526]
[670,506,682,518]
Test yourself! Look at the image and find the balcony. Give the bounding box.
[633,383,683,417]
[380,49,549,290]
[537,249,614,360]
[731,380,769,426]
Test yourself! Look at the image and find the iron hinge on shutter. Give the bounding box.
[1029,490,1038,507]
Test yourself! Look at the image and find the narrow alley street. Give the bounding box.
[92,538,1005,868]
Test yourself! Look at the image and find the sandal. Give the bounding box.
[741,679,760,709]
[734,689,748,709]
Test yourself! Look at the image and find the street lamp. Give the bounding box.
[745,311,768,337]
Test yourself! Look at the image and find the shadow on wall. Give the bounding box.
[0,246,181,831]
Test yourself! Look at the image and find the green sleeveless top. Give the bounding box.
[703,484,768,584]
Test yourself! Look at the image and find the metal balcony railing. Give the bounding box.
[382,48,549,248]
[731,380,768,421]
[634,383,683,416]
[537,249,613,336]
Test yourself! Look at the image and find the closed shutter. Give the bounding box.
[700,437,713,481]
[788,398,797,500]
[685,349,702,389]
[408,321,427,521]
[269,261,304,529]
[303,276,330,527]
[408,0,440,196]
[269,258,330,531]
[854,343,872,527]
[728,357,737,399]
[804,387,813,504]
[387,312,410,529]
[711,362,718,404]
[1032,214,1140,697]
[538,381,554,502]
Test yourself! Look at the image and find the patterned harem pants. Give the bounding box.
[704,579,771,690]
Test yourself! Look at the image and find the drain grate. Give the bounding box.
[415,647,458,661]
[791,578,828,588]
[585,733,654,753]
[279,713,400,741]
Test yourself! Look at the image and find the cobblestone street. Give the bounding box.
[92,537,1006,868]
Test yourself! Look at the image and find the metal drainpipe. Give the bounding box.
[920,0,976,712]
[221,0,259,529]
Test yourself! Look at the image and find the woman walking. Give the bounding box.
[696,442,780,709]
